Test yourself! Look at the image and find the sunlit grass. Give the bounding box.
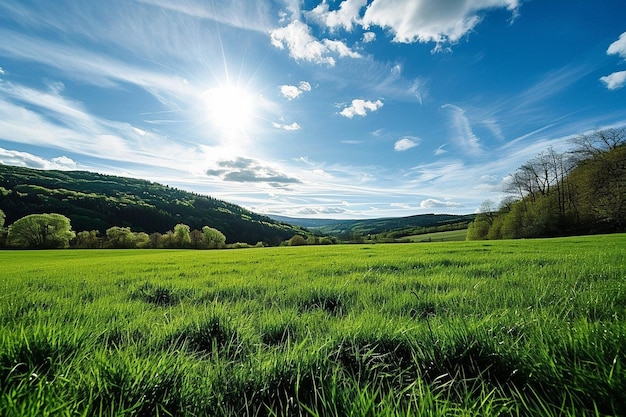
[1,234,625,416]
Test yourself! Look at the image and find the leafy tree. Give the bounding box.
[149,232,162,248]
[106,226,136,248]
[288,234,307,246]
[173,223,191,248]
[7,213,75,248]
[466,218,490,240]
[134,232,151,249]
[0,209,7,247]
[75,230,102,248]
[190,229,207,249]
[202,226,226,249]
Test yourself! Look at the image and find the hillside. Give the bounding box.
[0,164,306,245]
[270,213,476,239]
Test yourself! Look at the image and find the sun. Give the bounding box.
[202,83,257,138]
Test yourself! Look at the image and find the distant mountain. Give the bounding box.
[0,164,307,245]
[269,213,476,238]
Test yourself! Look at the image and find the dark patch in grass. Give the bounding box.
[167,314,242,357]
[299,289,348,315]
[261,321,298,347]
[129,281,179,306]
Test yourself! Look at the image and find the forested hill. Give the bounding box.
[0,165,306,245]
[270,214,476,238]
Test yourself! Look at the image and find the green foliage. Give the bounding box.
[288,234,307,246]
[1,235,625,416]
[105,226,136,248]
[469,128,626,240]
[0,164,308,245]
[6,213,75,248]
[0,208,5,229]
[173,223,191,248]
[202,226,226,249]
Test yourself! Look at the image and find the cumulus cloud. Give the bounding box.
[362,31,376,43]
[362,0,520,48]
[442,104,482,154]
[600,71,626,90]
[394,137,419,151]
[206,157,301,185]
[307,0,367,32]
[0,66,5,75]
[279,81,311,100]
[420,198,462,209]
[272,121,301,131]
[0,148,77,170]
[601,32,626,90]
[339,99,383,118]
[607,31,626,59]
[270,20,360,66]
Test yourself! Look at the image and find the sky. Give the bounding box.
[1,0,625,219]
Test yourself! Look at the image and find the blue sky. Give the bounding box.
[1,0,625,219]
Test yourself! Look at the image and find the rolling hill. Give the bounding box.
[0,164,306,245]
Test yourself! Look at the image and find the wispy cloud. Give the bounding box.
[442,104,482,154]
[340,99,383,118]
[136,0,274,31]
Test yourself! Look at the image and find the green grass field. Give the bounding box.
[1,234,625,416]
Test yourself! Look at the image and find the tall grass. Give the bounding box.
[1,234,624,416]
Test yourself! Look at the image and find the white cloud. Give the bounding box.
[607,31,626,59]
[272,121,301,131]
[362,0,520,48]
[280,85,302,100]
[340,99,383,118]
[420,198,462,209]
[442,104,482,154]
[270,20,360,65]
[601,32,626,90]
[0,148,77,170]
[394,137,419,151]
[307,0,367,32]
[362,31,376,43]
[323,39,362,58]
[482,118,504,140]
[600,71,626,90]
[279,81,311,100]
[0,66,5,75]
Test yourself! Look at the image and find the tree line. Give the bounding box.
[468,128,626,240]
[0,212,231,249]
[0,211,333,249]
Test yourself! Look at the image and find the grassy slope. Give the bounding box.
[1,235,625,416]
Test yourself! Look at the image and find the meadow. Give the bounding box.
[1,234,625,416]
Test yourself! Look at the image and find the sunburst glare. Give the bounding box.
[202,82,258,139]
